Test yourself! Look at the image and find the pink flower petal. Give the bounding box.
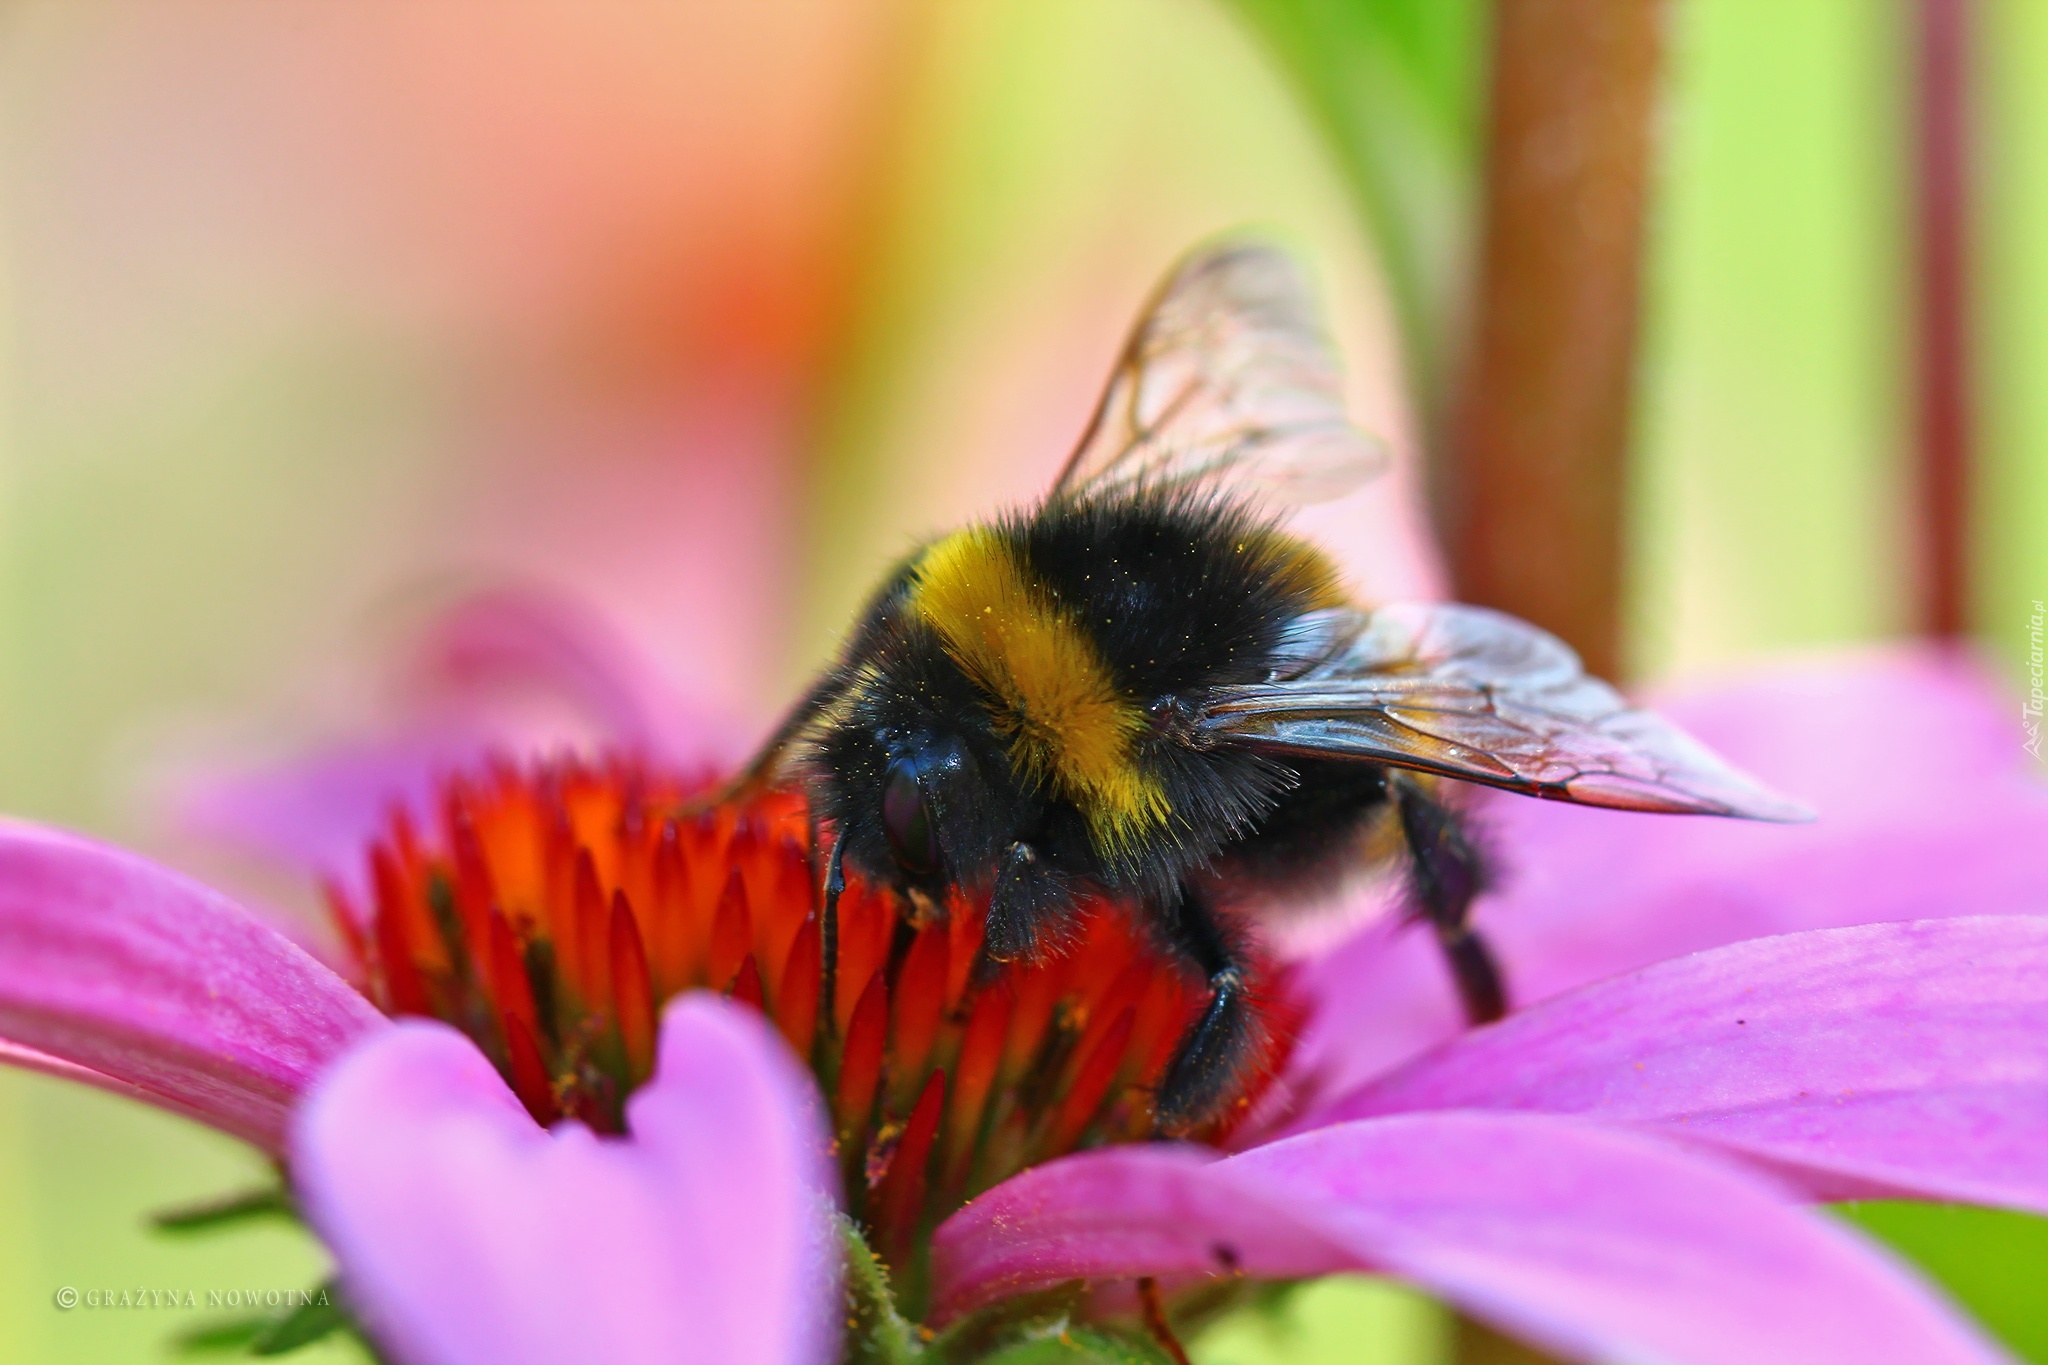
[404,585,747,768]
[1294,648,2048,1098]
[294,995,837,1365]
[1284,916,1462,1107]
[933,1113,2006,1364]
[1488,648,2048,997]
[1663,647,2023,798]
[177,587,748,889]
[0,1037,248,1134]
[1313,918,2048,1212]
[177,729,494,893]
[0,819,383,1151]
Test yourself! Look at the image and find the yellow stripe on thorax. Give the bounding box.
[907,527,1167,853]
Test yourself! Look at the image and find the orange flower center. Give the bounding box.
[327,755,1300,1288]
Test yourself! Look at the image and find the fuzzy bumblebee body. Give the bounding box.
[749,243,1809,1131]
[816,489,1364,911]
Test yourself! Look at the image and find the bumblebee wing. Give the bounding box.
[1198,604,1813,821]
[1051,241,1388,507]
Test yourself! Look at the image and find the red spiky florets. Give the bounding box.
[328,755,1302,1281]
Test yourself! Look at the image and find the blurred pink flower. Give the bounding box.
[1,598,2044,1363]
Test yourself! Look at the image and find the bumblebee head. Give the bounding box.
[874,734,970,896]
[812,715,1022,908]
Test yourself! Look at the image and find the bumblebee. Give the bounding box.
[742,242,1808,1131]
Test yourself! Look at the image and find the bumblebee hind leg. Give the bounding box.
[1152,886,1257,1136]
[1392,773,1507,1025]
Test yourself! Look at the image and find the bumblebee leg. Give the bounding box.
[1439,930,1507,1025]
[1392,774,1506,1025]
[1153,886,1255,1135]
[985,840,1076,961]
[819,833,847,1042]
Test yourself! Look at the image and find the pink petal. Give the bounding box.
[1284,916,1461,1106]
[177,729,493,893]
[1661,646,2022,797]
[177,587,749,888]
[404,586,747,768]
[294,995,838,1365]
[0,1037,245,1134]
[1293,648,2048,1098]
[1313,918,2048,1212]
[0,819,384,1152]
[933,1113,2006,1364]
[1489,648,2048,995]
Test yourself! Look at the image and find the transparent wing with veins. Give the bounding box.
[1198,604,1813,821]
[1052,241,1387,506]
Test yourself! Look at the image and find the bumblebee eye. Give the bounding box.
[881,757,938,875]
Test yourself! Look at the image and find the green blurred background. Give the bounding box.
[1,1,2043,1360]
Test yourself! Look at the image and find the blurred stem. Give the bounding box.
[1436,0,1660,1319]
[1911,0,1974,639]
[1442,0,1666,682]
[1453,1316,1566,1365]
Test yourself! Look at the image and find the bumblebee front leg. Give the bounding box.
[1152,886,1255,1136]
[1392,774,1507,1025]
[819,830,849,1042]
[985,840,1071,961]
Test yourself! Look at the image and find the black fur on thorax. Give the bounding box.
[808,487,1348,909]
[1012,487,1327,695]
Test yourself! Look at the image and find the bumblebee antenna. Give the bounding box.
[818,829,848,1043]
